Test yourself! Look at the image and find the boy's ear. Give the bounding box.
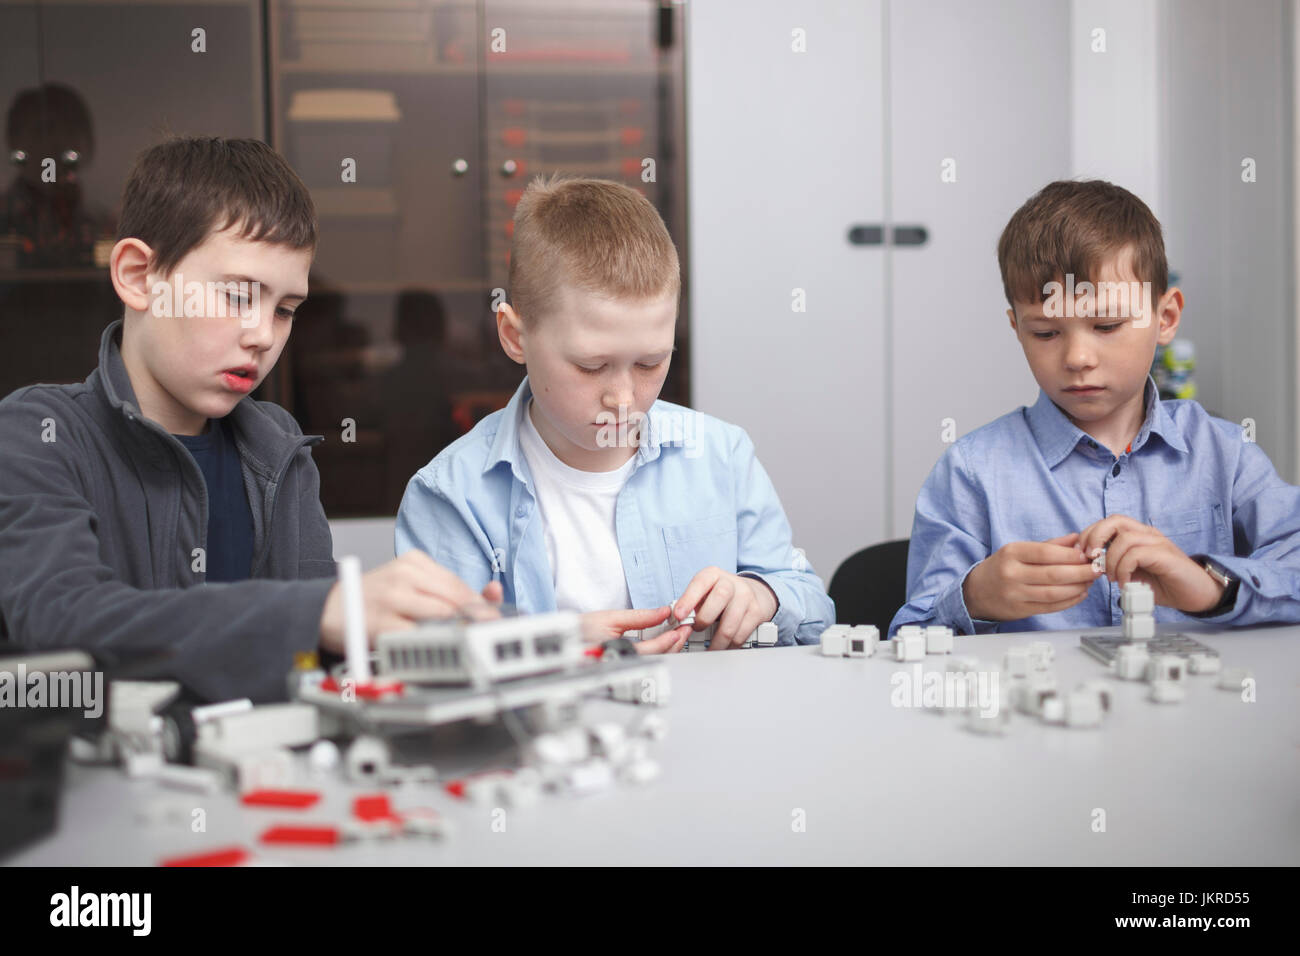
[497,301,527,365]
[1006,307,1018,333]
[1155,287,1184,345]
[110,238,155,313]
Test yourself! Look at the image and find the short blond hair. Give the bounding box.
[508,175,680,323]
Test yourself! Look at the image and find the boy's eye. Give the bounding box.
[1031,330,1057,340]
[577,364,604,374]
[1096,323,1122,333]
[276,307,296,320]
[636,361,664,371]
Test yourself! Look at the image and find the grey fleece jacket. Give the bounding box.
[0,320,337,702]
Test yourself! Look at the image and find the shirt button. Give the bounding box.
[515,505,527,518]
[1111,463,1120,477]
[1088,440,1097,449]
[1252,575,1261,587]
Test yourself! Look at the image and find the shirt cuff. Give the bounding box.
[934,564,1000,635]
[1186,554,1279,624]
[739,571,797,641]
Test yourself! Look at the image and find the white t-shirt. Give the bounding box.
[517,399,636,613]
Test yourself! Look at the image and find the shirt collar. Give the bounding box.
[1025,376,1188,467]
[484,376,533,479]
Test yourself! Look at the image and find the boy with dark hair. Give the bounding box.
[891,179,1300,635]
[0,137,495,701]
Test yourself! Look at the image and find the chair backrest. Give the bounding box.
[828,538,910,632]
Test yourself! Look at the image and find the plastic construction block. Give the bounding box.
[1122,613,1156,641]
[318,676,405,699]
[240,789,321,810]
[1113,644,1150,680]
[894,630,925,662]
[1145,654,1184,683]
[1002,647,1031,677]
[1026,641,1054,669]
[924,627,954,655]
[353,794,402,823]
[820,625,850,657]
[847,625,879,658]
[260,825,345,847]
[159,846,250,868]
[1120,581,1155,614]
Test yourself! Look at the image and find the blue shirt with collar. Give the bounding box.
[890,378,1300,635]
[396,377,834,644]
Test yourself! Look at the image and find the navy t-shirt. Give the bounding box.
[175,418,254,583]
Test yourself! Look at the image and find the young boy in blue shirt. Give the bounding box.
[397,176,833,652]
[891,180,1300,635]
[0,137,495,701]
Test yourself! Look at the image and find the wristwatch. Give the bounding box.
[1188,556,1239,617]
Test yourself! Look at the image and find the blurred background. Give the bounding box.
[0,0,1295,587]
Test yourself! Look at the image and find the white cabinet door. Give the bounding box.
[688,0,888,580]
[887,0,1070,535]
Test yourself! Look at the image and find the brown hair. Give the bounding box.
[116,136,316,276]
[997,179,1168,308]
[508,175,680,323]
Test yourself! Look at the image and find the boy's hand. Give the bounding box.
[581,606,692,655]
[673,567,778,650]
[962,533,1099,622]
[1078,515,1225,613]
[318,550,502,654]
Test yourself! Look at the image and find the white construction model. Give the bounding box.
[375,611,584,687]
[288,557,671,787]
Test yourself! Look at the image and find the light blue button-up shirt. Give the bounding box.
[891,378,1300,635]
[396,377,834,644]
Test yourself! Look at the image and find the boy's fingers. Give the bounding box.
[1022,562,1103,586]
[1017,583,1093,605]
[635,625,689,655]
[694,576,735,629]
[388,591,461,625]
[1079,514,1144,554]
[1017,542,1091,566]
[612,606,673,630]
[1104,530,1164,580]
[1043,532,1081,548]
[400,551,485,608]
[672,567,724,619]
[1021,591,1091,615]
[714,600,760,650]
[481,580,504,604]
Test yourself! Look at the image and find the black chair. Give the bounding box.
[828,538,910,633]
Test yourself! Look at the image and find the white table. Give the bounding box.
[9,624,1299,865]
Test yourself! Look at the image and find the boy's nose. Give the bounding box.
[239,310,276,349]
[602,383,635,413]
[1064,340,1097,370]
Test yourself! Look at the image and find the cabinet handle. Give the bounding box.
[451,158,469,176]
[847,224,929,247]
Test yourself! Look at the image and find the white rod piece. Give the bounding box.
[339,555,370,684]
